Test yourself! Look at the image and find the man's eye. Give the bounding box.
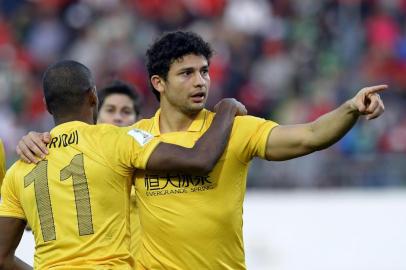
[182,71,192,76]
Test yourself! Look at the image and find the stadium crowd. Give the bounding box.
[0,0,405,187]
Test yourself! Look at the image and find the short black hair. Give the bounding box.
[43,60,94,117]
[98,80,141,115]
[146,31,214,101]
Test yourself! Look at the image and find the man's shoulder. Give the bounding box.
[131,118,154,130]
[86,123,123,132]
[207,111,271,123]
[234,115,278,127]
[5,160,35,180]
[204,111,269,129]
[235,115,265,122]
[51,122,124,138]
[227,115,278,143]
[79,123,132,139]
[47,124,132,158]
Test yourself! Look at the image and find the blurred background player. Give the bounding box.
[97,80,141,127]
[0,60,246,269]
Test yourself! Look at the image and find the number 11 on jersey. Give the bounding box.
[24,153,94,242]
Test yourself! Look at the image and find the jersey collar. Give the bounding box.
[50,121,89,133]
[152,109,208,135]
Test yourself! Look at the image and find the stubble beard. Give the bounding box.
[181,101,206,117]
[166,95,205,116]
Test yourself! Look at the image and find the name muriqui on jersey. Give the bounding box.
[46,130,79,149]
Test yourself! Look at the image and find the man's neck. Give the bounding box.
[54,114,94,126]
[159,106,200,134]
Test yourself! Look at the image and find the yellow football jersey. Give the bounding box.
[133,109,278,270]
[0,138,5,194]
[129,186,141,261]
[0,121,159,269]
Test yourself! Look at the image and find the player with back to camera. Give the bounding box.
[20,80,149,263]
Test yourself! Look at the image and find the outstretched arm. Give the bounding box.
[146,98,246,174]
[265,85,387,161]
[0,217,32,270]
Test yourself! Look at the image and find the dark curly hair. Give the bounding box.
[146,31,214,101]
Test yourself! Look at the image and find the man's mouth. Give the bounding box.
[190,92,206,103]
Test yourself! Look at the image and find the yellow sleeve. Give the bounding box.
[0,164,26,220]
[231,116,278,163]
[99,126,160,175]
[0,139,6,192]
[116,128,160,171]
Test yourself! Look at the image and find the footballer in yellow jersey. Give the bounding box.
[1,122,159,269]
[0,60,245,269]
[134,32,385,269]
[0,138,6,194]
[133,109,278,269]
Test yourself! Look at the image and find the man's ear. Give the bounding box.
[151,75,165,94]
[89,86,98,107]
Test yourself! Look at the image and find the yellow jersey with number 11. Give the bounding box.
[0,121,159,269]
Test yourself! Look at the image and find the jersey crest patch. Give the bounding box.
[127,129,154,146]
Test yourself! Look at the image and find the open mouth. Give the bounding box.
[190,92,206,103]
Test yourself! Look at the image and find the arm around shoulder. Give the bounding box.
[146,98,247,174]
